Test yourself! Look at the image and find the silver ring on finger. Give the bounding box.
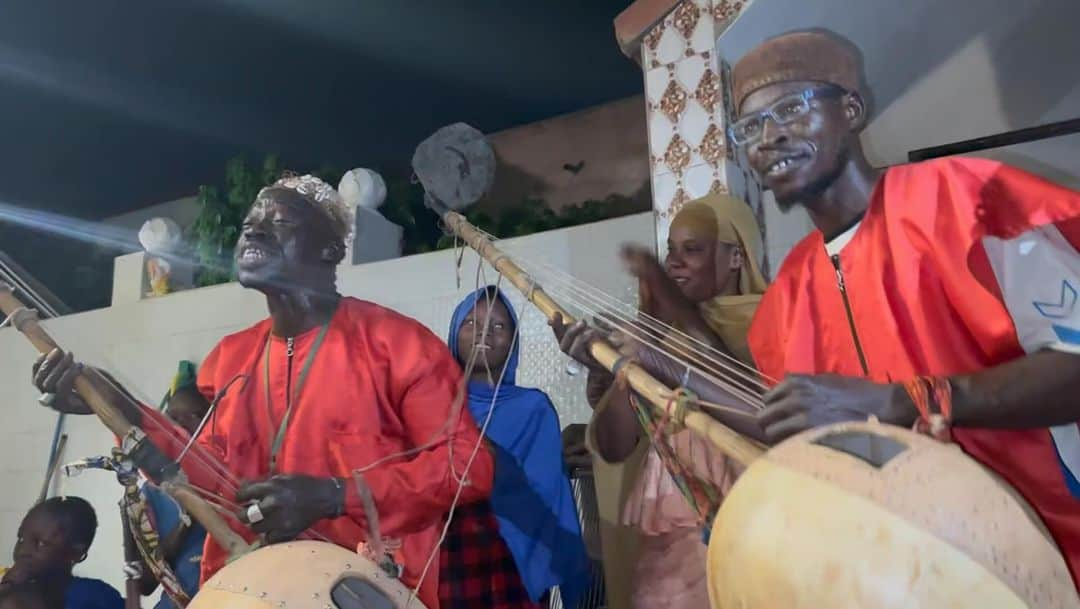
[246,503,264,524]
[38,393,56,406]
[565,360,583,377]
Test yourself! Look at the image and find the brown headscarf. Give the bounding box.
[650,193,768,365]
[732,29,866,112]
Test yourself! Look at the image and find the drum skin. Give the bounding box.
[707,420,1080,609]
[187,540,426,609]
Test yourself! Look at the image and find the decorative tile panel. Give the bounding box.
[662,134,692,173]
[684,163,715,198]
[709,179,729,195]
[712,0,747,29]
[674,54,707,97]
[680,103,710,155]
[648,111,676,162]
[638,0,759,252]
[689,13,716,54]
[671,2,701,41]
[655,25,685,65]
[693,68,721,114]
[658,79,689,123]
[699,123,726,164]
[671,187,691,215]
[645,64,672,106]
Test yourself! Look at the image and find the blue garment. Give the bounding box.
[141,484,206,609]
[65,576,124,609]
[448,287,591,607]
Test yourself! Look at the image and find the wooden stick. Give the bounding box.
[38,433,67,503]
[442,212,766,467]
[161,481,249,558]
[121,510,143,609]
[0,283,249,557]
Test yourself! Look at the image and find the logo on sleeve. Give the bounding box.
[1034,280,1079,345]
[1033,279,1077,319]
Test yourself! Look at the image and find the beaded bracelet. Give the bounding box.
[903,376,953,442]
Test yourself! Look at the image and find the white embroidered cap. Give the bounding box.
[258,173,355,244]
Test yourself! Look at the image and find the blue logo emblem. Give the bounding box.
[1034,280,1077,319]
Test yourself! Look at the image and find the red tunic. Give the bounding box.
[748,157,1080,586]
[140,297,494,609]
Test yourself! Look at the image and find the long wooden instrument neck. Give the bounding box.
[441,212,765,467]
[0,284,249,557]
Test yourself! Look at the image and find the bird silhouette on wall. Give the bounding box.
[562,160,586,175]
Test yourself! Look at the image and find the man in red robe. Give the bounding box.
[727,30,1080,586]
[31,174,494,608]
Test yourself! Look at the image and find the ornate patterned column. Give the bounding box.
[619,0,768,275]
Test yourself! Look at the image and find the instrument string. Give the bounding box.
[80,352,348,546]
[515,252,773,386]
[91,369,244,490]
[476,226,775,393]
[497,264,766,410]
[484,235,770,393]
[355,242,510,478]
[514,271,766,409]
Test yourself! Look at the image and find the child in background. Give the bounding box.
[2,497,123,609]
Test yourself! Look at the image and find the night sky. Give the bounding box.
[0,0,642,310]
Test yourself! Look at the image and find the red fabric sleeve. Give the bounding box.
[746,238,818,386]
[955,158,1080,240]
[138,343,233,496]
[1057,216,1080,251]
[747,295,782,385]
[343,320,494,537]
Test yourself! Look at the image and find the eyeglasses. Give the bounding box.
[729,87,845,147]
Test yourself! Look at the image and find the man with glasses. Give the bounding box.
[732,30,1080,587]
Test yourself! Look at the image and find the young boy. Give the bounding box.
[3,497,123,609]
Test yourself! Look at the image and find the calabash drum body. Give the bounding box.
[707,421,1080,609]
[187,541,426,609]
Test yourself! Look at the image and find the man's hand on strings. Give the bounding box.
[236,474,346,544]
[757,374,901,443]
[31,349,92,415]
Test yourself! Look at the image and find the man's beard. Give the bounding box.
[774,147,849,212]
